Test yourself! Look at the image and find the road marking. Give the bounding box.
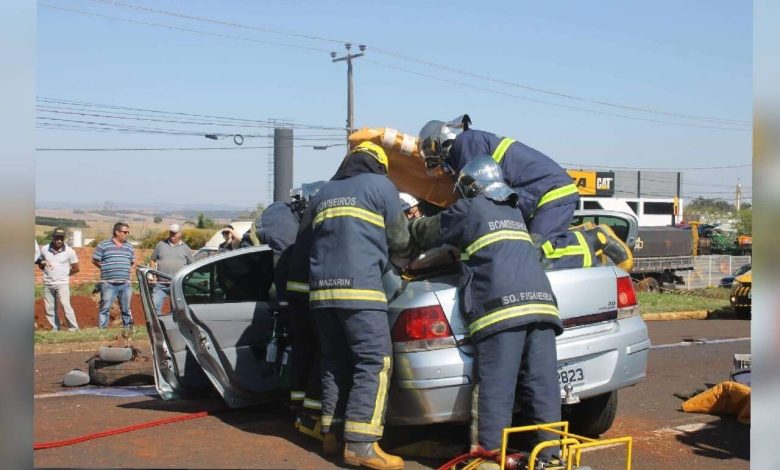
[654,422,716,435]
[651,337,750,349]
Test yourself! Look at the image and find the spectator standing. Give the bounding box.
[38,227,80,331]
[150,224,193,315]
[35,239,43,264]
[92,222,135,329]
[218,224,242,252]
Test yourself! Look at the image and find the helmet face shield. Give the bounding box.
[419,119,461,176]
[455,155,509,200]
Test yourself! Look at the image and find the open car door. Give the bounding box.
[571,209,638,249]
[137,266,213,400]
[168,246,287,408]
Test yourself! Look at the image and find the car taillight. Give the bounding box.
[616,276,639,319]
[391,305,456,352]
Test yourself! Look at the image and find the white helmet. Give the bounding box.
[399,192,420,212]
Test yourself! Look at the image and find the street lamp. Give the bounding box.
[331,43,366,140]
[204,133,244,145]
[313,143,346,150]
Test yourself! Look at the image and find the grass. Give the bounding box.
[638,287,731,314]
[34,282,141,299]
[34,326,148,344]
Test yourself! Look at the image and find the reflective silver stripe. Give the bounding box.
[303,398,322,410]
[287,281,310,293]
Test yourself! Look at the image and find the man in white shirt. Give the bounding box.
[38,227,80,331]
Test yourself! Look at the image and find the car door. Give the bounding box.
[571,209,638,249]
[137,266,213,400]
[169,246,287,408]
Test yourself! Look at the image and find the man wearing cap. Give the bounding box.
[150,224,193,316]
[38,227,80,331]
[308,141,411,469]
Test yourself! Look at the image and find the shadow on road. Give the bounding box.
[674,417,749,461]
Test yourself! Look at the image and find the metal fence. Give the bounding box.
[676,255,752,289]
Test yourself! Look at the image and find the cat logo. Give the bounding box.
[567,170,615,197]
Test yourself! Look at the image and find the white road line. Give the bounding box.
[651,337,750,349]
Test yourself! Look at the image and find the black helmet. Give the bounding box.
[455,155,515,202]
[418,114,471,174]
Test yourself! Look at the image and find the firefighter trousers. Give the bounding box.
[313,308,393,443]
[471,323,560,458]
[288,298,322,415]
[529,200,596,269]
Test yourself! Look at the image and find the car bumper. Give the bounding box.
[730,285,751,308]
[386,316,649,426]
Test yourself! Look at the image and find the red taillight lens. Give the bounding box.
[391,305,453,342]
[617,276,637,308]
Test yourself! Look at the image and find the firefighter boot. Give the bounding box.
[587,225,634,271]
[343,441,404,470]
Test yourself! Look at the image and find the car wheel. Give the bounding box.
[88,357,154,386]
[563,391,618,438]
[735,307,751,320]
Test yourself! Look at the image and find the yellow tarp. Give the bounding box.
[348,128,457,208]
[682,381,750,424]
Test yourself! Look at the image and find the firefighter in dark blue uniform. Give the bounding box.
[409,155,563,468]
[285,182,328,441]
[419,116,632,272]
[255,195,301,299]
[308,141,410,470]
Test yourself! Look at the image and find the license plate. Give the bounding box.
[557,363,586,386]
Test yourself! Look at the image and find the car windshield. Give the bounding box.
[734,264,751,276]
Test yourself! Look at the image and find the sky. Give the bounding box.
[35,0,753,209]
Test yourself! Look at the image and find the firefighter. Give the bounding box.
[285,181,328,439]
[409,155,563,468]
[308,141,411,470]
[399,192,423,220]
[418,115,632,271]
[255,189,302,299]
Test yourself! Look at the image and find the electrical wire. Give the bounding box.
[561,162,750,171]
[83,0,751,127]
[37,144,345,151]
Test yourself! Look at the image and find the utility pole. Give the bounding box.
[736,181,742,211]
[331,43,366,142]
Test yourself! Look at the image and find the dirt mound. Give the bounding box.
[34,293,153,330]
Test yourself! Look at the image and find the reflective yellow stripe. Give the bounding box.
[321,415,334,427]
[463,230,532,258]
[310,288,387,303]
[537,183,579,208]
[541,232,592,267]
[313,206,385,228]
[290,391,305,401]
[491,138,516,164]
[286,281,310,293]
[469,303,560,335]
[345,421,384,436]
[372,356,391,427]
[303,398,322,410]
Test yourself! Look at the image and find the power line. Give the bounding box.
[37,144,346,151]
[38,3,331,54]
[36,97,344,130]
[561,162,751,170]
[363,59,749,132]
[85,0,751,127]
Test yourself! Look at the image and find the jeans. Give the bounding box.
[98,282,133,328]
[152,283,171,316]
[43,284,79,331]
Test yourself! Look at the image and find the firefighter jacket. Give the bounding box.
[411,195,563,342]
[449,129,578,216]
[285,205,315,303]
[256,201,300,299]
[308,173,409,311]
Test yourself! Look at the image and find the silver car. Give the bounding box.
[137,210,649,437]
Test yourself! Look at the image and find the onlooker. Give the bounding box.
[93,222,135,329]
[150,224,193,315]
[218,224,242,252]
[38,227,80,331]
[35,239,43,264]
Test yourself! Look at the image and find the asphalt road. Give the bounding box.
[33,318,750,469]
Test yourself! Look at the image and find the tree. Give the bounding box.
[735,208,752,235]
[239,202,266,221]
[153,216,162,224]
[195,212,218,229]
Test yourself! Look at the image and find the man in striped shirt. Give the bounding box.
[92,222,135,329]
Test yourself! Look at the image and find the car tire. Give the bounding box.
[735,307,751,320]
[88,357,154,386]
[563,391,618,438]
[98,346,134,363]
